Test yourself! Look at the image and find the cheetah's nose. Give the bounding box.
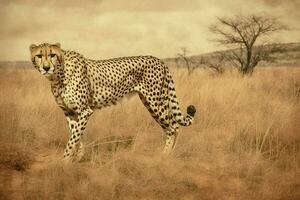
[43,66,50,71]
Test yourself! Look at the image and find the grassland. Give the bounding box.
[0,66,300,200]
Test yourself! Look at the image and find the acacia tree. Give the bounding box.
[210,15,284,75]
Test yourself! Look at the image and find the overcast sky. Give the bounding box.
[0,0,299,61]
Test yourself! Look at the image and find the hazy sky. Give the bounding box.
[0,0,299,61]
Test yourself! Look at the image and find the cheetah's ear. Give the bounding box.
[54,42,61,48]
[29,44,37,52]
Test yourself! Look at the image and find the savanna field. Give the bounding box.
[0,65,300,200]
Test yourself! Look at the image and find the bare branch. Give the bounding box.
[210,14,285,75]
[176,47,199,75]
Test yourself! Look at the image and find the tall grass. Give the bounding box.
[0,66,300,199]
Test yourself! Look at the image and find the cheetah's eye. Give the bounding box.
[36,54,42,59]
[50,54,56,58]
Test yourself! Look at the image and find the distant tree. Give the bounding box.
[176,47,199,75]
[200,52,226,74]
[210,15,285,75]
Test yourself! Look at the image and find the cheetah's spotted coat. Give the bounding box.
[29,43,196,161]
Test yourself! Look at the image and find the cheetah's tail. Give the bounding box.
[165,69,196,127]
[173,105,196,127]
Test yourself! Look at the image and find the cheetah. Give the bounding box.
[29,43,196,161]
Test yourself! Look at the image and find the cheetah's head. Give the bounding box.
[29,43,62,77]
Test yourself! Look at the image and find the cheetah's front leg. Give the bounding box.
[66,116,85,161]
[63,108,93,162]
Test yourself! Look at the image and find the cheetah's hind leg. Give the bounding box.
[162,125,179,155]
[137,92,180,155]
[73,142,85,162]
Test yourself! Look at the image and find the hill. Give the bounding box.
[164,42,300,68]
[1,42,300,69]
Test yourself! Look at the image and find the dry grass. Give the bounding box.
[0,66,300,200]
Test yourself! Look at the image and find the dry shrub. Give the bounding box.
[0,66,300,199]
[0,143,32,171]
